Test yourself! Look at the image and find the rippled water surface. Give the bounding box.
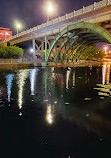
[1,63,111,157]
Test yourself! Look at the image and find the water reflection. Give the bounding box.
[94,62,111,97]
[30,69,38,95]
[6,74,14,102]
[1,65,111,150]
[66,70,71,89]
[73,72,75,87]
[102,62,110,85]
[17,70,29,109]
[46,104,54,125]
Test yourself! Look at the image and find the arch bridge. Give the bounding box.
[1,0,111,64]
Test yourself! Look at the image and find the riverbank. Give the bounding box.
[0,59,107,69]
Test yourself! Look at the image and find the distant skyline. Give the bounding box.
[0,0,100,35]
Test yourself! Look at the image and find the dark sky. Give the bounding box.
[0,0,100,35]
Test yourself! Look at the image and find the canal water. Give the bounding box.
[0,62,111,157]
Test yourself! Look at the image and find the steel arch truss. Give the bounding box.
[46,22,111,63]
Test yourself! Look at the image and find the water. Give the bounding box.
[0,63,111,157]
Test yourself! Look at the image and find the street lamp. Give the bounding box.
[16,23,21,35]
[30,48,34,53]
[104,46,108,54]
[47,1,54,21]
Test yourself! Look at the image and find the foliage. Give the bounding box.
[69,45,105,61]
[0,45,24,59]
[78,45,105,60]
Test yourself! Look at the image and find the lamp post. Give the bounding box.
[16,24,21,35]
[104,46,108,54]
[47,1,54,21]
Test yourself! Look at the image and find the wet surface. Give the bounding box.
[0,62,111,157]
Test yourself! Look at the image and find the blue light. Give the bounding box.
[6,74,14,102]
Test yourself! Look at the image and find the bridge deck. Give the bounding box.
[1,0,111,45]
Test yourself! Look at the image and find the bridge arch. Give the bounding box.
[46,22,111,63]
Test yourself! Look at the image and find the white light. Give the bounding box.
[30,48,34,53]
[5,32,9,35]
[46,105,53,125]
[17,70,29,109]
[17,24,21,29]
[30,69,38,95]
[48,5,53,12]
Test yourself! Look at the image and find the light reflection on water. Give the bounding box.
[30,69,38,95]
[6,74,14,102]
[17,69,29,109]
[1,63,111,157]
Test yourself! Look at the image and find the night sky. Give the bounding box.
[0,0,101,35]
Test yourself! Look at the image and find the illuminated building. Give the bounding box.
[0,27,12,40]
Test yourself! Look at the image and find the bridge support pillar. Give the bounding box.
[45,35,47,62]
[32,39,37,66]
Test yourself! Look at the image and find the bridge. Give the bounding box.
[1,0,111,64]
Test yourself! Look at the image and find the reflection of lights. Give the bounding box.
[30,69,38,95]
[102,64,106,85]
[86,114,90,117]
[17,70,29,109]
[102,63,110,85]
[46,105,53,125]
[73,72,75,87]
[19,112,22,116]
[66,70,71,89]
[6,74,14,102]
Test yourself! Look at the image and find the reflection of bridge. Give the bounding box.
[1,0,111,63]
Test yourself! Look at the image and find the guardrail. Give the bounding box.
[0,58,33,64]
[1,0,111,44]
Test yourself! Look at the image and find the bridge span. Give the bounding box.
[1,0,111,63]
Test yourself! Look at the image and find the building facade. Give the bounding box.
[0,27,12,41]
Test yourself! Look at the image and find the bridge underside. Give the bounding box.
[46,22,111,63]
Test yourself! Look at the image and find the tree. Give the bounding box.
[0,45,24,58]
[78,45,105,60]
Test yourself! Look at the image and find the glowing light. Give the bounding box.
[30,69,38,95]
[44,1,57,21]
[104,46,108,54]
[66,70,71,89]
[73,72,75,87]
[14,20,22,34]
[30,48,34,53]
[17,24,21,29]
[102,64,106,85]
[17,70,29,109]
[6,74,14,102]
[46,105,53,125]
[48,3,53,13]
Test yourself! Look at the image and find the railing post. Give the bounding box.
[94,2,96,10]
[65,14,67,19]
[32,39,37,66]
[82,6,85,13]
[73,10,75,17]
[107,0,109,5]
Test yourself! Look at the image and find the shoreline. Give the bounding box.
[0,60,108,69]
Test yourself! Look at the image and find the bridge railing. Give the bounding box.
[0,58,33,64]
[1,0,111,44]
[75,8,83,16]
[95,0,107,9]
[83,4,94,13]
